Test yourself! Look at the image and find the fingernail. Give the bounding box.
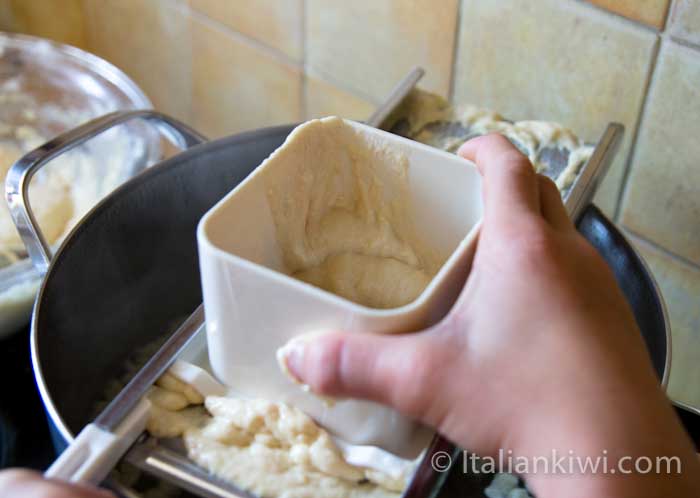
[276,338,306,384]
[277,334,340,407]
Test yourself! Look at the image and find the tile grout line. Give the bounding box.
[661,0,675,31]
[657,0,700,54]
[627,229,700,273]
[174,0,195,125]
[609,1,700,220]
[612,35,662,222]
[300,0,308,120]
[186,8,302,71]
[448,0,465,103]
[572,0,663,33]
[668,34,700,53]
[305,65,381,106]
[665,0,700,51]
[574,0,700,54]
[297,2,379,109]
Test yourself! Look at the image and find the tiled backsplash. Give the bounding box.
[453,0,657,214]
[588,0,671,28]
[1,0,698,406]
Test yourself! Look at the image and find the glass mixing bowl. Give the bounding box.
[0,32,160,336]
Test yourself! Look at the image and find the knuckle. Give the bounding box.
[538,174,559,194]
[481,134,529,165]
[501,151,534,173]
[496,155,537,188]
[312,369,338,395]
[308,337,344,394]
[495,145,535,168]
[482,132,514,151]
[482,133,529,158]
[389,339,449,420]
[508,222,560,264]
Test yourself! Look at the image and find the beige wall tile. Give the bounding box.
[669,0,700,47]
[620,42,700,265]
[586,0,670,28]
[453,0,657,216]
[304,75,376,121]
[83,0,192,123]
[0,0,87,49]
[307,0,458,102]
[0,2,13,31]
[191,15,302,139]
[189,0,302,60]
[633,237,700,408]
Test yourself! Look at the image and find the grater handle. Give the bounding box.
[565,123,624,222]
[45,304,205,486]
[5,110,206,275]
[45,398,151,485]
[367,66,424,129]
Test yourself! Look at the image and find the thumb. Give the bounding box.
[277,330,450,423]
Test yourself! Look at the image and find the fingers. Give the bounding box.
[278,331,450,423]
[0,469,115,498]
[458,134,541,227]
[458,134,575,233]
[538,175,573,231]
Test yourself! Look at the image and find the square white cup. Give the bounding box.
[197,118,483,458]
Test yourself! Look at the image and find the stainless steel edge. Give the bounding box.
[673,400,700,417]
[367,67,425,128]
[564,123,624,220]
[564,122,671,387]
[126,440,255,498]
[30,286,72,442]
[618,231,673,389]
[104,478,145,498]
[5,110,206,274]
[96,305,205,431]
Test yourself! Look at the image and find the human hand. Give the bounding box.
[0,469,114,498]
[280,134,700,497]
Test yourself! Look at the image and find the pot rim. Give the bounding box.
[622,231,672,390]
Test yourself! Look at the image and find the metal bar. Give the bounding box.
[366,67,425,129]
[5,110,206,274]
[126,439,255,498]
[564,123,624,221]
[95,305,205,431]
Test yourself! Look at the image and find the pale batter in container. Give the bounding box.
[260,108,590,310]
[263,117,445,310]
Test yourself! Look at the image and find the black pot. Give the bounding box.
[7,111,672,496]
